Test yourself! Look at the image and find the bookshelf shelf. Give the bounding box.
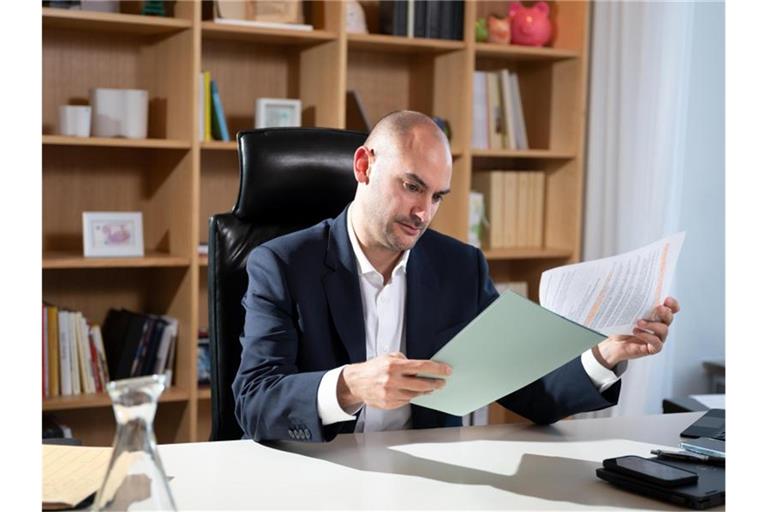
[43,252,191,270]
[474,42,579,62]
[43,135,192,150]
[483,247,572,261]
[201,141,238,151]
[43,387,190,412]
[471,149,577,160]
[201,21,336,45]
[42,7,192,35]
[347,33,465,54]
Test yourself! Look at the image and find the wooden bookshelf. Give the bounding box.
[42,7,192,35]
[474,42,579,61]
[42,0,592,442]
[43,135,191,150]
[43,252,190,269]
[43,387,189,412]
[201,21,336,45]
[200,141,237,151]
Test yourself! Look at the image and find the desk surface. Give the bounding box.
[160,412,719,510]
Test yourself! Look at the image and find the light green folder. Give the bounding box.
[410,291,606,416]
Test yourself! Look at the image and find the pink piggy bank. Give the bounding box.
[508,1,553,47]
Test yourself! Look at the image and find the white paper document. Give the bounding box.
[539,232,685,336]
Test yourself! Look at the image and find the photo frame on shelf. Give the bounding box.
[82,211,144,258]
[255,98,302,129]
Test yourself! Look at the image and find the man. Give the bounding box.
[234,111,680,442]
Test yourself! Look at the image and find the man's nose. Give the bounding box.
[412,195,431,225]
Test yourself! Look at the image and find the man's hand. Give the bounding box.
[593,297,681,369]
[338,352,452,411]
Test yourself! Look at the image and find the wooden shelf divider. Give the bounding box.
[43,387,190,412]
[42,7,192,35]
[43,135,192,150]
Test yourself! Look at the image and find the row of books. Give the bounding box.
[199,71,230,142]
[380,0,464,40]
[472,171,545,249]
[101,309,178,384]
[473,69,529,150]
[43,304,109,398]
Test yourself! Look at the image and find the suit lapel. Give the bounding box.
[322,207,367,364]
[405,238,439,361]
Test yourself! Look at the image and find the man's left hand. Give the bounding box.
[592,297,681,370]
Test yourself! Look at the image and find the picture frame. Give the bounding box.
[255,98,302,129]
[82,211,144,258]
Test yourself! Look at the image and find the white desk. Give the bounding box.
[160,412,722,510]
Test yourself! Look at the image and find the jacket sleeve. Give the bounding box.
[233,246,346,442]
[472,248,621,424]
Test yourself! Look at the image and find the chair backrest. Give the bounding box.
[207,127,366,441]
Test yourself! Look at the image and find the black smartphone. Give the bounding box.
[603,456,699,487]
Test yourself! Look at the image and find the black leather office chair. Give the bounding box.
[207,127,367,441]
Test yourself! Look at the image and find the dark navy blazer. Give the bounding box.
[233,207,620,442]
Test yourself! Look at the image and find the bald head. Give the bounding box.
[364,110,451,162]
[349,110,453,259]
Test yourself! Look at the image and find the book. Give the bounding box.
[47,305,60,397]
[380,0,408,36]
[514,171,531,247]
[210,79,231,142]
[438,0,454,40]
[503,172,520,247]
[113,310,149,380]
[486,72,503,150]
[499,69,517,150]
[452,0,465,40]
[472,171,505,249]
[203,71,212,142]
[425,0,441,39]
[75,313,94,394]
[212,17,313,31]
[531,172,545,246]
[43,304,48,399]
[413,0,427,38]
[90,325,110,387]
[468,191,484,248]
[153,317,179,375]
[472,71,489,149]
[198,73,204,141]
[141,317,169,375]
[68,312,80,395]
[406,0,415,37]
[130,316,154,377]
[509,72,529,150]
[43,445,112,511]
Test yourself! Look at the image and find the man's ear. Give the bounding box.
[353,146,371,184]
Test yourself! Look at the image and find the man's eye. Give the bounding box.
[433,195,444,203]
[405,182,420,193]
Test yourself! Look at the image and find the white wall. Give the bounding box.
[667,1,725,397]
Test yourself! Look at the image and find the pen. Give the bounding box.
[650,449,725,465]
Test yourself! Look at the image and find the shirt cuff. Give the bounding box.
[317,365,360,426]
[580,349,627,393]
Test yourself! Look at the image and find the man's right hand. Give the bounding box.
[337,352,452,411]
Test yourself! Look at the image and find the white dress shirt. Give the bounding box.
[316,214,625,432]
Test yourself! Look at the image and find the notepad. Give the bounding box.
[410,291,606,416]
[43,445,112,510]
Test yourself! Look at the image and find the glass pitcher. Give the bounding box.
[93,374,177,511]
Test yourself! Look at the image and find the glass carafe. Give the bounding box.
[93,374,177,511]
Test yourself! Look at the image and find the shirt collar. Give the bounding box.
[346,207,409,279]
